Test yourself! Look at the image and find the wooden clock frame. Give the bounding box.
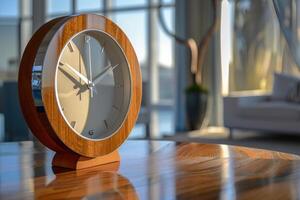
[18,14,142,168]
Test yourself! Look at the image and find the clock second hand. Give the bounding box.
[93,64,120,85]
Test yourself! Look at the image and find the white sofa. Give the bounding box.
[223,73,300,135]
[223,92,300,134]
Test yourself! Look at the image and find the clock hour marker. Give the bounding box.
[67,43,74,52]
[100,43,105,54]
[71,121,76,128]
[104,120,109,129]
[85,35,91,43]
[113,105,119,111]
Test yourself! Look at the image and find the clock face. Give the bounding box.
[55,30,132,140]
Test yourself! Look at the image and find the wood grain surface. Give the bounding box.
[18,14,142,158]
[1,140,300,200]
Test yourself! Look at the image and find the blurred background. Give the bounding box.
[1,0,300,144]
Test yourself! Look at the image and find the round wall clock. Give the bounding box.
[18,14,142,169]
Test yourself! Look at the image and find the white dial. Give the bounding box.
[55,30,131,140]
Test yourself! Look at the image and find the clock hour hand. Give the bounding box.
[59,62,91,85]
[93,64,119,85]
[59,66,90,96]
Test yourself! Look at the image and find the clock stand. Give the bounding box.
[52,150,120,170]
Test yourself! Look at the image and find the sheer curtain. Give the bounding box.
[223,0,300,94]
[273,0,300,74]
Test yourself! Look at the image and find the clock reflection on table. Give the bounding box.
[35,162,138,199]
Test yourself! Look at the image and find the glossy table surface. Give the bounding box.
[1,140,300,199]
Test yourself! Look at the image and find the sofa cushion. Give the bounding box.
[271,73,300,101]
[287,82,300,103]
[238,101,300,121]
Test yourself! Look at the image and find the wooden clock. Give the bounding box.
[18,14,142,169]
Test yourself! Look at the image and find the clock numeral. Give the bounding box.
[88,130,95,135]
[67,43,74,52]
[71,121,76,128]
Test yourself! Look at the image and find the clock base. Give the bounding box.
[52,150,120,170]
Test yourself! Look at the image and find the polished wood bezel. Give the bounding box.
[19,14,142,158]
[19,16,74,154]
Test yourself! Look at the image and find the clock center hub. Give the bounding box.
[87,82,95,88]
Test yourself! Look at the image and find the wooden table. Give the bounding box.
[1,140,300,199]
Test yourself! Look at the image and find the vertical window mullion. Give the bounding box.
[18,0,22,58]
[71,0,76,14]
[104,0,113,17]
[147,0,160,137]
[32,0,45,33]
[19,0,32,56]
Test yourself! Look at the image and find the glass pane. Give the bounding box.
[0,20,30,142]
[158,110,174,136]
[0,0,18,17]
[158,8,175,101]
[21,19,32,54]
[113,0,146,8]
[129,124,146,138]
[112,11,147,77]
[158,8,174,67]
[0,20,18,71]
[160,0,175,4]
[47,0,71,15]
[146,110,174,138]
[76,0,103,12]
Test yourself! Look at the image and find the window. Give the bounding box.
[47,0,72,16]
[0,0,19,17]
[0,0,33,141]
[158,7,175,102]
[76,0,103,12]
[0,20,18,70]
[0,0,32,72]
[0,0,19,71]
[113,11,147,67]
[114,0,147,8]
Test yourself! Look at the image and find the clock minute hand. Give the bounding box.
[93,64,119,85]
[59,62,91,85]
